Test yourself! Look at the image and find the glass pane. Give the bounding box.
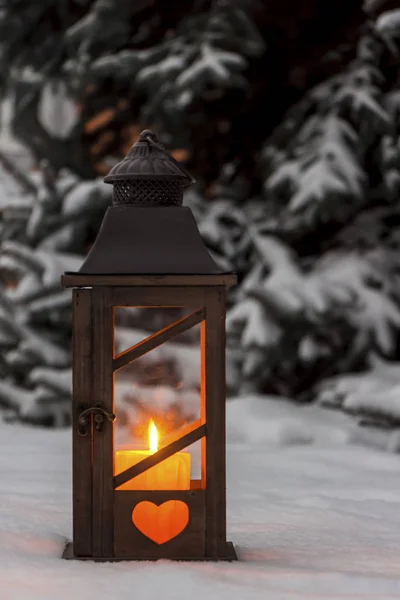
[114,307,196,354]
[113,307,202,489]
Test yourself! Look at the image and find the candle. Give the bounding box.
[115,421,191,544]
[115,421,191,491]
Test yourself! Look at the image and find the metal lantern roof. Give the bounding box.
[103,130,194,185]
[67,130,227,277]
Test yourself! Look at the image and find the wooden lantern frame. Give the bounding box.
[61,273,237,561]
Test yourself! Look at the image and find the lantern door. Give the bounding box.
[112,302,205,559]
[71,283,235,561]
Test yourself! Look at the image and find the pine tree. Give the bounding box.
[0,157,111,424]
[1,0,400,427]
[223,6,400,421]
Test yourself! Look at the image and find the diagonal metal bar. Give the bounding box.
[113,423,206,489]
[113,307,205,372]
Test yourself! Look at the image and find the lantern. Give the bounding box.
[61,130,237,561]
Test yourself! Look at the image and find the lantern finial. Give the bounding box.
[138,129,158,142]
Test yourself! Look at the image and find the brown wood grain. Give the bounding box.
[113,308,205,371]
[114,490,205,558]
[91,287,115,557]
[67,277,235,561]
[200,320,207,491]
[190,479,203,491]
[114,423,206,489]
[203,287,227,557]
[71,288,93,557]
[111,286,206,308]
[61,274,236,288]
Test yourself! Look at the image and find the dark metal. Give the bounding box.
[77,404,116,436]
[77,405,89,437]
[64,129,229,276]
[71,206,226,276]
[104,129,194,207]
[112,179,183,207]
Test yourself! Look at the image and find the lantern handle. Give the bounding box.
[77,404,116,436]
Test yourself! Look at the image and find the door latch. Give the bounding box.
[77,403,116,436]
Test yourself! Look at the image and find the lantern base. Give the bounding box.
[62,541,238,562]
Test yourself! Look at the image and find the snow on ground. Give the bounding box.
[1,396,400,599]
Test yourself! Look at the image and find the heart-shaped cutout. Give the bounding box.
[132,500,189,545]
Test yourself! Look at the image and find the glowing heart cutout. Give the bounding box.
[132,500,189,545]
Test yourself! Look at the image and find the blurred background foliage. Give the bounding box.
[1,0,400,430]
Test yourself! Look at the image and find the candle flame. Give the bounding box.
[149,420,158,454]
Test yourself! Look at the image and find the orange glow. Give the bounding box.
[84,108,116,133]
[171,148,190,162]
[149,420,158,454]
[132,500,189,545]
[115,418,191,542]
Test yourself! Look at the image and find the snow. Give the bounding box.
[38,82,79,140]
[376,9,400,34]
[363,0,385,14]
[316,356,400,427]
[343,384,400,422]
[176,44,247,90]
[1,396,400,599]
[0,99,34,173]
